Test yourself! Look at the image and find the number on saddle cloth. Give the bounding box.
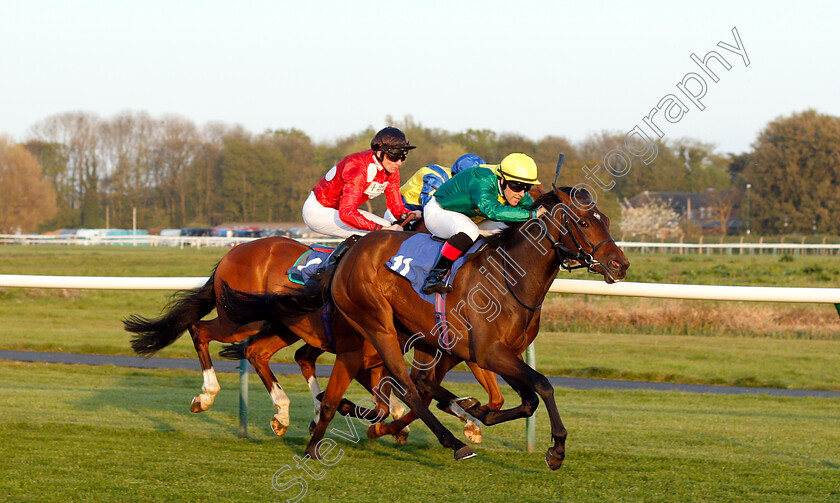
[385,234,484,305]
[287,245,335,285]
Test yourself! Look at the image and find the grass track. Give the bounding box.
[1,361,839,502]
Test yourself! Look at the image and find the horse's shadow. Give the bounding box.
[69,366,308,442]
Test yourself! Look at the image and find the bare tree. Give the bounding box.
[100,111,157,227]
[28,112,104,227]
[707,189,738,235]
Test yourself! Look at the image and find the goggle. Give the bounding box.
[505,180,533,193]
[384,149,408,162]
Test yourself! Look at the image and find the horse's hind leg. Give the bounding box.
[242,328,300,436]
[188,318,258,412]
[467,362,504,410]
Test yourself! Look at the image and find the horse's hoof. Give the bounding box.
[308,421,317,436]
[454,445,476,461]
[271,416,288,437]
[367,423,385,440]
[190,395,207,413]
[305,445,320,461]
[464,421,482,444]
[393,426,410,445]
[545,447,565,471]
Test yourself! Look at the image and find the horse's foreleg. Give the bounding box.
[410,351,485,443]
[351,366,409,445]
[295,344,326,430]
[356,366,408,418]
[295,344,325,404]
[472,351,567,471]
[305,349,364,460]
[360,328,474,460]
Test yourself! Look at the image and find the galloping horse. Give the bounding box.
[225,186,628,466]
[124,235,503,440]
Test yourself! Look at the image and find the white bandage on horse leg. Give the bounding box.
[269,382,292,436]
[307,376,322,410]
[192,367,221,412]
[390,400,406,420]
[448,399,483,443]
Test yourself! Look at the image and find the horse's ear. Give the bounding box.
[551,153,564,190]
[554,186,573,206]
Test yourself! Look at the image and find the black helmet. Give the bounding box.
[370,127,416,151]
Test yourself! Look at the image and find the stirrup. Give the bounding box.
[422,269,452,294]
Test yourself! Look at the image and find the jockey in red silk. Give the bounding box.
[303,127,422,238]
[421,153,547,294]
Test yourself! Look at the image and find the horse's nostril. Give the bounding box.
[610,260,622,269]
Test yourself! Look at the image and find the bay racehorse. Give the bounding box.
[123,234,503,440]
[225,186,628,467]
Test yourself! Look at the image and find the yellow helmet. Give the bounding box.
[496,153,541,184]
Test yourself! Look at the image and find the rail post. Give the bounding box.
[238,358,249,438]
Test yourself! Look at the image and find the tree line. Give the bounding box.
[1,109,837,235]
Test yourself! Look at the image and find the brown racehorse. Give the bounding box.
[123,234,503,440]
[224,187,629,466]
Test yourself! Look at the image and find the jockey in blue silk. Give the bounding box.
[399,154,487,210]
[383,154,486,222]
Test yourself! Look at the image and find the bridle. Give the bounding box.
[547,209,615,274]
[501,191,614,312]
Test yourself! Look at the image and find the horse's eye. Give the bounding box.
[580,220,589,228]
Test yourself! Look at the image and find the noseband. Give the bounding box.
[547,210,615,274]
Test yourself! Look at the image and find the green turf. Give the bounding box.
[0,361,838,502]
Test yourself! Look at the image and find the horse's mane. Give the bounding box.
[483,186,591,249]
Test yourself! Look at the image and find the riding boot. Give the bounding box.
[422,254,455,294]
[322,241,350,271]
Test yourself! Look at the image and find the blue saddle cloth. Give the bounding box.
[287,245,335,285]
[385,234,483,305]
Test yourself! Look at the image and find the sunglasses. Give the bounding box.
[506,180,533,193]
[384,150,407,162]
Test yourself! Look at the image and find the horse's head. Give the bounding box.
[531,187,629,283]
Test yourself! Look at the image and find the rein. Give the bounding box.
[501,250,541,312]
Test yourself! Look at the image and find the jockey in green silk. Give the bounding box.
[421,153,546,294]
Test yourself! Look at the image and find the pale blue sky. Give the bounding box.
[2,0,838,154]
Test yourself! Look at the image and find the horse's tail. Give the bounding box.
[217,321,273,360]
[218,340,247,360]
[124,265,218,356]
[220,267,334,326]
